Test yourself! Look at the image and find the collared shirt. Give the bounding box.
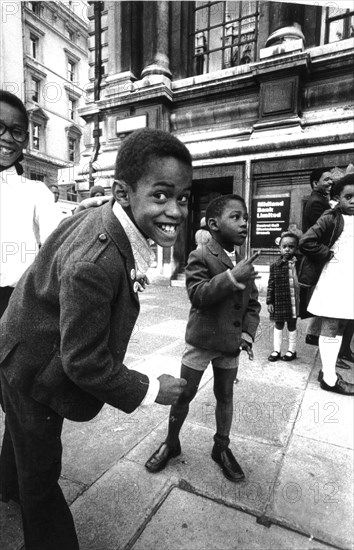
[0,167,62,287]
[112,201,160,406]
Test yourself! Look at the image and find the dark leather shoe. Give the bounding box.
[306,334,319,346]
[336,357,351,369]
[211,445,245,482]
[320,376,354,395]
[145,441,181,473]
[281,351,297,361]
[318,371,344,382]
[338,351,354,363]
[268,352,280,362]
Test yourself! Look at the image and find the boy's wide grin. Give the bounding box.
[156,223,177,234]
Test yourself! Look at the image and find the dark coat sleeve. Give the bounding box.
[299,215,334,263]
[266,264,275,305]
[242,280,261,340]
[59,261,149,413]
[304,198,327,230]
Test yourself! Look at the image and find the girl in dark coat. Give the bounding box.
[266,232,300,362]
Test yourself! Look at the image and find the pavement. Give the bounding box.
[1,284,353,550]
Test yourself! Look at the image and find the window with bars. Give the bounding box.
[30,171,44,182]
[325,6,354,43]
[68,137,77,163]
[67,60,76,82]
[28,2,40,15]
[68,98,76,121]
[31,77,40,102]
[192,1,259,75]
[32,122,41,150]
[29,34,38,58]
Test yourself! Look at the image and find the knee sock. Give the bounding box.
[288,330,297,353]
[319,335,342,386]
[273,327,283,353]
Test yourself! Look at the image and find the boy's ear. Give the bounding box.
[207,217,219,233]
[112,179,130,207]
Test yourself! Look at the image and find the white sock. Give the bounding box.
[288,330,297,353]
[319,335,342,386]
[273,328,283,353]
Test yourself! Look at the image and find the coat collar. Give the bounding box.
[101,198,134,260]
[206,238,234,269]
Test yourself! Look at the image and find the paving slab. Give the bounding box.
[293,386,354,449]
[71,459,177,550]
[265,434,354,549]
[131,487,333,550]
[188,374,303,447]
[127,422,284,517]
[62,401,168,485]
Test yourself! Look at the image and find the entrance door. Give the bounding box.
[172,177,233,277]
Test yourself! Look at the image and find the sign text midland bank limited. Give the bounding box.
[251,195,290,249]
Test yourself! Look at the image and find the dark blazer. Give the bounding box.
[0,200,149,421]
[300,207,344,262]
[184,239,260,354]
[266,255,301,322]
[303,190,330,232]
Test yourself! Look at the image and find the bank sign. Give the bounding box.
[251,195,290,249]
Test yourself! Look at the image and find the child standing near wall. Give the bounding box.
[300,174,354,395]
[266,232,300,362]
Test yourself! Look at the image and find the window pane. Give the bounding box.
[192,1,258,75]
[195,5,209,30]
[328,19,345,42]
[209,50,222,73]
[209,26,222,53]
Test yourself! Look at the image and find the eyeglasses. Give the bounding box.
[0,121,28,143]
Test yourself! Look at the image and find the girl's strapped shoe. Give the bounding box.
[281,351,297,361]
[268,351,280,362]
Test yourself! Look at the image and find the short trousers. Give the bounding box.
[182,342,240,372]
[320,317,350,338]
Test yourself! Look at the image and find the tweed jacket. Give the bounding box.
[266,255,301,322]
[184,239,260,354]
[303,190,330,232]
[0,200,149,421]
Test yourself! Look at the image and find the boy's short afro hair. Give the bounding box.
[114,128,192,188]
[332,173,354,199]
[0,90,29,128]
[205,194,246,230]
[279,231,299,246]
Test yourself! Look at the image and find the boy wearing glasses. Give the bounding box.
[0,90,61,316]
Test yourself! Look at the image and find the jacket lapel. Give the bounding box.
[101,200,139,304]
[207,239,234,269]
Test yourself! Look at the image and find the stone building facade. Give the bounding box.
[0,0,89,197]
[78,1,354,280]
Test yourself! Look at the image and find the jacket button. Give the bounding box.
[98,233,108,242]
[233,321,241,327]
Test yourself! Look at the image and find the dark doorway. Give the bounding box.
[173,177,233,277]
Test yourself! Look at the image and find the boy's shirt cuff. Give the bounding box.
[226,269,246,290]
[140,376,160,407]
[241,332,253,344]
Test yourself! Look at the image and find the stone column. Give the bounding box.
[141,1,172,85]
[266,2,305,48]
